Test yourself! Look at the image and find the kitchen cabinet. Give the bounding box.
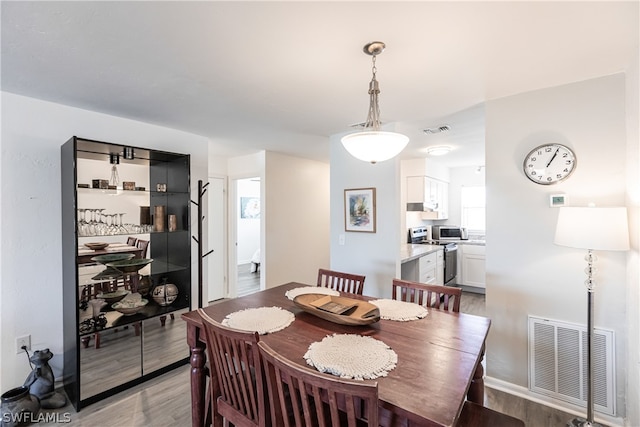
[400,248,444,285]
[406,176,448,220]
[61,137,191,410]
[419,251,438,284]
[458,244,486,288]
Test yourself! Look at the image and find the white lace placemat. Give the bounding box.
[303,334,397,380]
[369,299,428,321]
[285,286,340,301]
[222,306,295,335]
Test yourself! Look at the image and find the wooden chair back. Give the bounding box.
[197,309,266,427]
[135,239,149,258]
[317,268,365,295]
[258,341,379,427]
[126,236,137,246]
[392,279,462,313]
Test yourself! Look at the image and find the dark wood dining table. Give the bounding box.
[182,282,491,427]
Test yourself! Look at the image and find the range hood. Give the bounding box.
[406,202,437,212]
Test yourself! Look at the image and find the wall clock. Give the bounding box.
[522,143,576,185]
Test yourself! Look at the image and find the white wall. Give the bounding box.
[264,151,330,288]
[485,74,631,420]
[0,92,208,392]
[330,135,401,298]
[624,48,640,427]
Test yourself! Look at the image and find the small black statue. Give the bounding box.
[23,349,66,409]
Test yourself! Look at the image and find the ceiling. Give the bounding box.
[2,1,637,167]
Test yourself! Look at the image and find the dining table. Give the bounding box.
[181,282,491,427]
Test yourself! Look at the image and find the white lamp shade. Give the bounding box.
[554,206,630,251]
[341,131,409,163]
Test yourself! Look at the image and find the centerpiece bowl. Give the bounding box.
[84,242,109,251]
[96,289,129,304]
[106,258,153,274]
[112,299,148,316]
[91,253,135,264]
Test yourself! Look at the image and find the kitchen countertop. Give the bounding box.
[458,239,486,246]
[400,244,442,263]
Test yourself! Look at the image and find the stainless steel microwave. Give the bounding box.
[432,226,468,240]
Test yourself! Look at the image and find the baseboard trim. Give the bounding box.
[485,376,625,427]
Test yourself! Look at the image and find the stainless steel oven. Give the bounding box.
[408,227,458,285]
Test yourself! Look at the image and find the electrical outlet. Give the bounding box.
[16,335,30,354]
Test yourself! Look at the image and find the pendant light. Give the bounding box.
[341,41,409,164]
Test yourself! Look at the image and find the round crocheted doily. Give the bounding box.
[369,299,428,321]
[285,286,340,301]
[304,334,397,380]
[222,306,294,335]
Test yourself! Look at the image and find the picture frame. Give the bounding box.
[344,188,376,233]
[240,197,261,219]
[549,193,567,207]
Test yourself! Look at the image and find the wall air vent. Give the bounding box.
[423,125,451,134]
[528,316,615,416]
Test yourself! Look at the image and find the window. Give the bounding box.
[461,186,485,231]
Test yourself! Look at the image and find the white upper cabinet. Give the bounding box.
[407,176,448,220]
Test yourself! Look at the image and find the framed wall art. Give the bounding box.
[344,188,376,233]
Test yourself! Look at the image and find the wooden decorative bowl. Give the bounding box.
[293,294,380,326]
[84,242,109,251]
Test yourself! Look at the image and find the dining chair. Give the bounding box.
[197,308,267,427]
[317,268,366,295]
[126,236,137,246]
[258,341,379,427]
[391,278,462,313]
[135,239,149,258]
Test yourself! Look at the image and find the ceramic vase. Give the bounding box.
[153,205,166,232]
[168,214,177,232]
[87,299,107,318]
[137,275,151,296]
[1,386,40,427]
[151,280,179,306]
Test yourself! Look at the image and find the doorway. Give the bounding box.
[235,177,261,297]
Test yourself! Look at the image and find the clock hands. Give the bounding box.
[546,148,559,167]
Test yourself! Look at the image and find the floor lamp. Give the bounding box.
[554,206,629,427]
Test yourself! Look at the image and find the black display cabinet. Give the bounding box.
[61,137,191,410]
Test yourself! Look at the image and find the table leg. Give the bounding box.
[467,344,485,405]
[190,345,206,427]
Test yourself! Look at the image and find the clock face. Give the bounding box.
[523,144,576,185]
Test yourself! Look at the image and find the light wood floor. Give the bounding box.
[43,289,576,426]
[237,262,260,297]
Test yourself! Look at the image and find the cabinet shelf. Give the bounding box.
[78,301,189,336]
[77,187,190,196]
[78,229,189,239]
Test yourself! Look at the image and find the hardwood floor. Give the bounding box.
[43,288,575,426]
[237,262,260,297]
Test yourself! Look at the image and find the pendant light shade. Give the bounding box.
[341,41,409,164]
[341,131,409,164]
